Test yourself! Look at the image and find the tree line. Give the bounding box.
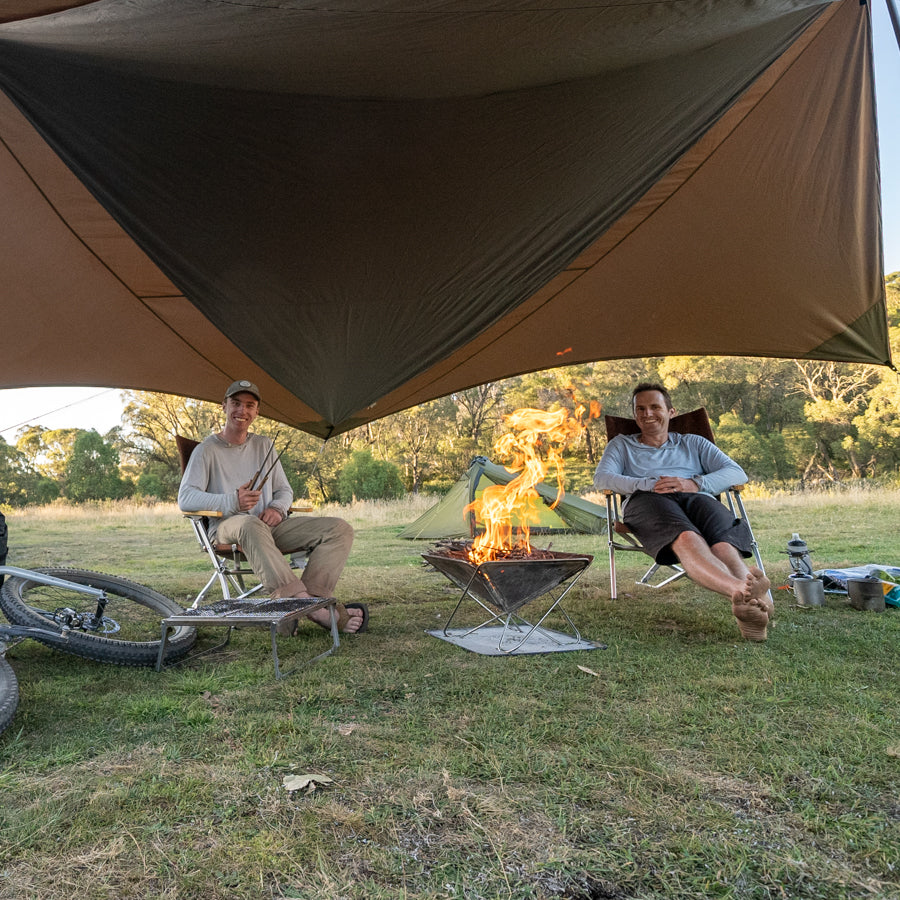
[2,277,898,508]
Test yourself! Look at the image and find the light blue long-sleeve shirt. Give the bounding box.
[592,432,747,497]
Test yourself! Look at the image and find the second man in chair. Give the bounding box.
[593,382,772,641]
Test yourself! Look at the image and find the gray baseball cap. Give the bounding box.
[224,379,260,403]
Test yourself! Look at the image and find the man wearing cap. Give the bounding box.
[178,380,364,634]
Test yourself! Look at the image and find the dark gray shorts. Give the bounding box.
[623,491,753,567]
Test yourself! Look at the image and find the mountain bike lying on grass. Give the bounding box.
[0,566,197,738]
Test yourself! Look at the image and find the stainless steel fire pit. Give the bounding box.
[423,543,598,655]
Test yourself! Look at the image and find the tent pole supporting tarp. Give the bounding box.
[885,0,900,50]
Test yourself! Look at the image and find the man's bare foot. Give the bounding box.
[274,599,365,636]
[308,603,365,634]
[732,574,769,641]
[748,566,774,618]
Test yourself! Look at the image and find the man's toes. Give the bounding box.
[748,570,771,601]
[343,609,364,633]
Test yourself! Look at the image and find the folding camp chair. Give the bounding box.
[601,408,767,601]
[155,435,339,678]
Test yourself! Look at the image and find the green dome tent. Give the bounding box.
[399,457,606,541]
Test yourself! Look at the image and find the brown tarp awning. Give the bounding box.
[0,0,888,437]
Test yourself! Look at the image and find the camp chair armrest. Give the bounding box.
[182,507,313,518]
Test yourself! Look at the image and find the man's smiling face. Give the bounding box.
[633,389,674,440]
[223,392,259,431]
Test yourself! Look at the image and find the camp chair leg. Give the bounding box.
[191,570,223,608]
[605,491,645,599]
[608,531,619,600]
[637,562,687,589]
[605,491,620,599]
[730,488,774,607]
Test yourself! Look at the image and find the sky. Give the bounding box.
[0,5,898,441]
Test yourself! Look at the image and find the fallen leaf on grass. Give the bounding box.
[577,665,600,677]
[283,773,334,793]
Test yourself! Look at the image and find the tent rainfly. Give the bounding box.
[0,0,889,438]
[399,457,606,541]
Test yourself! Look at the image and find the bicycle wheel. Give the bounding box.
[0,654,18,738]
[0,568,196,667]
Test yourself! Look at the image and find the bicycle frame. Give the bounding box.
[0,565,110,633]
[0,620,72,649]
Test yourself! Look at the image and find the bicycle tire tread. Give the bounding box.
[0,568,195,667]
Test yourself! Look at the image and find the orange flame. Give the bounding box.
[465,402,599,564]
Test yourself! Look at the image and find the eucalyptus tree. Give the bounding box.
[64,430,130,502]
[15,426,81,483]
[381,397,459,492]
[452,383,505,445]
[791,360,881,479]
[120,391,223,499]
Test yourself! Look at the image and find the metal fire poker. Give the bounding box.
[248,430,280,490]
[252,439,292,490]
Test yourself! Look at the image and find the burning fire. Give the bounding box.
[466,401,600,564]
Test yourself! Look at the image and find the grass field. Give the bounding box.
[1,490,898,899]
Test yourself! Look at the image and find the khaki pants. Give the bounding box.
[217,514,354,598]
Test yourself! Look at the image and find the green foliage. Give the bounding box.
[0,437,58,507]
[337,450,404,502]
[63,430,130,502]
[134,470,167,499]
[713,412,779,480]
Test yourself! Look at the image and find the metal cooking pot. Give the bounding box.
[847,575,885,612]
[791,574,824,607]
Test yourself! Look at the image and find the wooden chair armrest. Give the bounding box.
[182,507,314,517]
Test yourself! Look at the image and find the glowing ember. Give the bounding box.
[466,401,600,564]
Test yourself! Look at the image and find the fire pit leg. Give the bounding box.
[443,564,505,636]
[448,567,590,654]
[492,569,588,653]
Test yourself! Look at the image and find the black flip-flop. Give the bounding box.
[344,602,369,633]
